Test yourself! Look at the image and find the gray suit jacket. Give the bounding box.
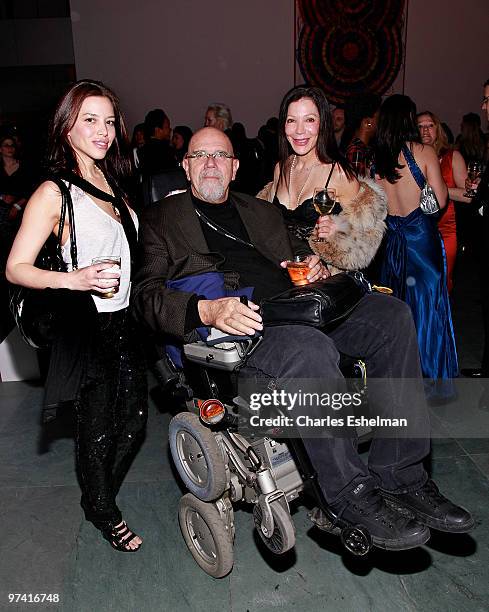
[132,190,311,341]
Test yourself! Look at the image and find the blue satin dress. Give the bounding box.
[379,208,458,384]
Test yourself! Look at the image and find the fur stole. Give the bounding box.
[256,181,275,202]
[309,178,387,275]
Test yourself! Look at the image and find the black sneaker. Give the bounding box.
[331,482,430,551]
[382,479,474,533]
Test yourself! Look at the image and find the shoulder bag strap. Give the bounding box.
[401,145,426,190]
[50,176,79,270]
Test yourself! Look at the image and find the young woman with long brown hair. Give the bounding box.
[6,80,147,552]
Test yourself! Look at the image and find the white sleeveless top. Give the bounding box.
[61,182,138,313]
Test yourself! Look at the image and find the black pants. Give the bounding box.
[75,309,148,526]
[242,292,430,505]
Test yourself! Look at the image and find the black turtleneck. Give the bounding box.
[191,193,292,302]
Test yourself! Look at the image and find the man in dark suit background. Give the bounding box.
[138,108,176,178]
[133,127,473,551]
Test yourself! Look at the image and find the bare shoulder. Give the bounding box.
[33,180,63,201]
[25,180,63,217]
[410,141,436,161]
[451,149,464,165]
[335,163,360,193]
[335,162,354,181]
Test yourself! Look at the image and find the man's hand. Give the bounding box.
[280,254,330,282]
[198,297,263,335]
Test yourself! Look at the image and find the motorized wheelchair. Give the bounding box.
[161,329,371,578]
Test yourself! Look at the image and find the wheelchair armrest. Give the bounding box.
[183,331,263,371]
[183,342,245,371]
[205,327,262,347]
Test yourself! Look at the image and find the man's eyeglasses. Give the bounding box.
[186,150,234,161]
[482,96,489,105]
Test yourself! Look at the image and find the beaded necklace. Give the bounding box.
[95,166,120,218]
[288,154,321,209]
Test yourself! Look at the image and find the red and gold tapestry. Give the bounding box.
[297,0,405,104]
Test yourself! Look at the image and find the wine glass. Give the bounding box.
[312,188,336,242]
[313,187,336,215]
[464,161,482,197]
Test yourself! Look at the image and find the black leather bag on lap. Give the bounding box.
[9,177,78,349]
[260,272,369,329]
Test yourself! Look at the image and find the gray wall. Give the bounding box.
[71,0,295,135]
[24,0,488,136]
[397,0,489,133]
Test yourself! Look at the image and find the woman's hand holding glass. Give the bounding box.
[463,161,482,197]
[311,187,339,243]
[311,214,339,242]
[280,254,330,283]
[303,254,330,281]
[65,261,120,293]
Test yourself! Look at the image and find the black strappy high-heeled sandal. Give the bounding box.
[100,520,142,553]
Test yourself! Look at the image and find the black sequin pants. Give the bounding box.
[75,308,148,526]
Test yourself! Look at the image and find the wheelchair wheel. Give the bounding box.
[253,501,296,554]
[169,412,227,501]
[178,493,234,578]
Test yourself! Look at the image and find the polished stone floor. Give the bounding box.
[1,251,489,612]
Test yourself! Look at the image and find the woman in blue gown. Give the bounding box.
[375,95,458,387]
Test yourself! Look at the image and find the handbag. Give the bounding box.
[260,271,369,329]
[419,183,440,215]
[9,177,78,349]
[402,145,440,215]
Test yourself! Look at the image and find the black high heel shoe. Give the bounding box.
[99,520,142,552]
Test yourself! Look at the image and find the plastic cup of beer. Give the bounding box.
[92,255,121,298]
[286,255,310,286]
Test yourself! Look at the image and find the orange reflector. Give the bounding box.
[199,399,225,424]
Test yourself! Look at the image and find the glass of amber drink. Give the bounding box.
[286,256,310,286]
[92,255,121,298]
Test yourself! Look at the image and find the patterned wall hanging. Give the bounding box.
[297,0,405,105]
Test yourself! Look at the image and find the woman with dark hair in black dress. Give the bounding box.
[257,85,387,276]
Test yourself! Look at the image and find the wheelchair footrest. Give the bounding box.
[309,507,372,555]
[309,507,339,534]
